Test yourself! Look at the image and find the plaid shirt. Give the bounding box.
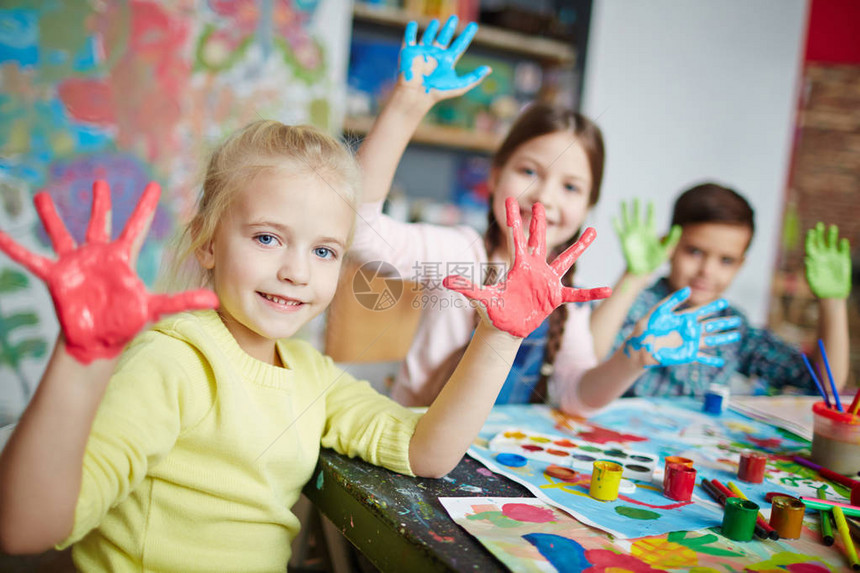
[610,277,814,397]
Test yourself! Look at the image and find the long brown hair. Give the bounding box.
[426,103,606,404]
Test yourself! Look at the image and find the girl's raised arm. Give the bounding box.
[358,16,490,204]
[0,181,217,553]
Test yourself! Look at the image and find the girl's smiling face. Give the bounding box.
[489,131,593,259]
[197,169,353,364]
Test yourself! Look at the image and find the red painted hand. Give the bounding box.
[0,180,219,363]
[443,198,611,338]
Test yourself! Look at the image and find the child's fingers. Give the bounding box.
[703,331,740,347]
[448,22,478,59]
[0,230,52,280]
[505,197,526,261]
[662,225,682,251]
[85,180,111,244]
[119,182,161,259]
[148,289,219,321]
[826,224,839,250]
[696,353,725,368]
[449,65,491,92]
[442,274,491,305]
[657,286,691,314]
[34,192,75,255]
[839,237,851,258]
[403,21,418,46]
[435,15,458,47]
[632,198,641,226]
[645,200,655,231]
[420,19,440,46]
[702,316,742,332]
[527,202,546,257]
[692,297,728,318]
[550,227,596,276]
[563,285,612,303]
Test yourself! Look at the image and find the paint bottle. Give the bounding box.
[811,401,860,475]
[769,496,805,539]
[663,464,697,501]
[737,450,767,483]
[589,461,623,501]
[721,497,759,541]
[662,456,694,490]
[703,383,730,414]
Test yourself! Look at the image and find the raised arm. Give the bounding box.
[805,222,851,391]
[575,288,741,413]
[591,199,681,358]
[409,199,611,477]
[0,181,217,553]
[358,16,490,204]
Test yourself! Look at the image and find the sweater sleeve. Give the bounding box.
[350,201,487,285]
[56,331,214,548]
[318,353,421,476]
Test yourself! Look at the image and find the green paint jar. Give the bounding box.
[721,497,759,541]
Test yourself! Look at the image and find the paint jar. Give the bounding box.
[703,383,730,414]
[589,461,623,501]
[811,401,860,475]
[663,464,697,501]
[769,496,805,539]
[721,497,759,541]
[737,451,767,483]
[662,456,694,490]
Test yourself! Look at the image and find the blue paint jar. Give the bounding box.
[703,383,730,414]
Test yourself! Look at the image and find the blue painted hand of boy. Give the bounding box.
[443,198,612,338]
[399,16,491,97]
[624,288,741,368]
[804,222,851,300]
[612,199,681,276]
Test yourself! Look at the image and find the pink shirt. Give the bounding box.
[349,201,599,414]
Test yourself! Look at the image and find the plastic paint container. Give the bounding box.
[703,383,730,414]
[662,456,694,490]
[811,401,860,475]
[663,464,697,501]
[589,461,623,501]
[722,497,760,541]
[769,496,805,539]
[737,451,767,483]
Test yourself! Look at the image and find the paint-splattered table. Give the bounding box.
[303,447,529,572]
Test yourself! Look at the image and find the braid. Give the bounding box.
[530,230,581,403]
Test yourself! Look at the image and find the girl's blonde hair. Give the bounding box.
[168,120,361,289]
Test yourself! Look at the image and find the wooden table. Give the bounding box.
[303,448,530,572]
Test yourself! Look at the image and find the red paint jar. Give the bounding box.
[664,463,697,501]
[737,451,767,483]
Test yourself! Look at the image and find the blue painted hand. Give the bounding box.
[624,287,742,368]
[399,16,491,96]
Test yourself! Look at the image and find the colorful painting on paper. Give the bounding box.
[467,399,850,539]
[0,0,350,415]
[440,496,846,573]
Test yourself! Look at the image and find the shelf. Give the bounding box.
[343,115,500,153]
[352,3,576,67]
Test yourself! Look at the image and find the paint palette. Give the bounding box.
[488,428,657,481]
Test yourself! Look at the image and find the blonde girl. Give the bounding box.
[0,119,590,571]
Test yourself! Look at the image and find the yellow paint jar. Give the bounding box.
[589,461,623,501]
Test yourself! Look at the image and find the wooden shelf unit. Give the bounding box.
[352,3,576,67]
[343,115,500,152]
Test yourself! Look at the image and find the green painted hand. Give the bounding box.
[612,199,681,276]
[805,222,851,299]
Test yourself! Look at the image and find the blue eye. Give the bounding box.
[255,234,277,246]
[564,183,580,193]
[522,167,536,176]
[314,247,335,260]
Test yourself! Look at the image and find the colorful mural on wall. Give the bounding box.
[0,0,351,418]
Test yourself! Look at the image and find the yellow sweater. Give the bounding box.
[57,310,420,572]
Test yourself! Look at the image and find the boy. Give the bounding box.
[591,182,851,397]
